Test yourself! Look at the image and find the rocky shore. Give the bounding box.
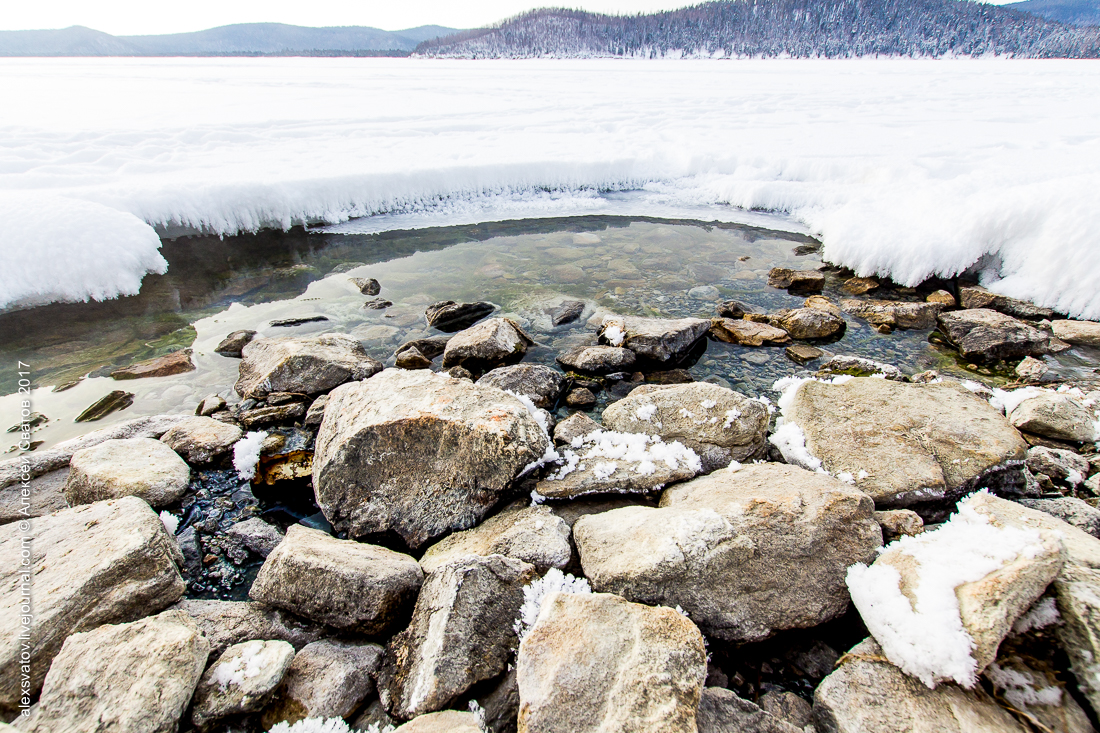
[3,269,1100,733]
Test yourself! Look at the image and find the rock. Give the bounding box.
[1026,446,1090,486]
[780,378,1028,506]
[839,276,878,295]
[364,297,393,309]
[171,599,326,658]
[379,555,537,719]
[396,336,452,361]
[758,690,812,730]
[261,640,382,727]
[968,492,1100,570]
[215,330,257,357]
[19,610,208,733]
[936,309,1051,361]
[556,344,636,374]
[312,369,549,547]
[710,317,790,346]
[479,364,568,409]
[426,300,497,332]
[873,509,924,542]
[983,640,1095,733]
[303,395,328,427]
[689,285,721,300]
[350,276,381,295]
[250,526,422,633]
[419,503,571,574]
[696,688,801,733]
[645,369,694,384]
[840,299,943,330]
[575,463,881,642]
[0,497,185,709]
[1019,498,1100,538]
[549,299,585,326]
[196,394,227,416]
[1052,319,1100,347]
[717,300,748,318]
[447,365,474,380]
[772,307,845,340]
[785,343,824,365]
[270,316,330,327]
[474,668,520,733]
[190,639,295,728]
[564,387,596,408]
[394,711,484,733]
[238,402,307,429]
[552,412,601,446]
[1014,357,1048,383]
[768,267,825,294]
[64,437,189,508]
[814,354,904,380]
[601,382,770,470]
[0,468,68,525]
[959,285,1054,320]
[235,334,383,399]
[441,318,534,371]
[396,346,433,369]
[110,349,195,380]
[516,591,707,733]
[75,389,135,422]
[352,700,398,731]
[813,638,1029,733]
[598,316,710,363]
[927,289,957,306]
[159,416,242,464]
[1008,391,1098,443]
[1053,564,1100,716]
[224,517,285,561]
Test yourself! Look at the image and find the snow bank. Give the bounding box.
[3,58,1100,317]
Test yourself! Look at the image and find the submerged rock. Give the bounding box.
[74,389,135,422]
[426,300,496,332]
[65,437,190,508]
[441,318,534,371]
[709,318,790,346]
[597,316,710,363]
[936,309,1051,361]
[478,364,569,409]
[549,299,585,326]
[814,354,904,380]
[235,334,383,399]
[785,343,824,365]
[110,348,195,380]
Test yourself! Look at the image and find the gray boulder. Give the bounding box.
[261,639,383,728]
[64,437,190,508]
[697,688,801,733]
[190,639,295,728]
[1053,564,1100,716]
[1052,319,1100,347]
[224,517,285,561]
[478,364,569,409]
[598,316,710,362]
[215,330,257,357]
[840,299,944,330]
[249,525,423,633]
[555,344,636,373]
[378,555,537,719]
[171,599,326,658]
[312,369,549,548]
[1019,498,1100,538]
[419,502,571,574]
[160,416,243,464]
[441,318,533,371]
[1027,446,1090,486]
[426,300,496,332]
[574,463,881,642]
[959,285,1054,320]
[235,334,383,399]
[0,468,68,525]
[1008,391,1098,443]
[936,309,1050,361]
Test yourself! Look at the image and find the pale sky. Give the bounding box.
[0,0,1019,36]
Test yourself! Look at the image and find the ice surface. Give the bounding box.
[3,58,1100,317]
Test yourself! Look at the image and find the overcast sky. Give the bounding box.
[0,0,1020,36]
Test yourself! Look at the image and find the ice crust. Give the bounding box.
[3,58,1100,318]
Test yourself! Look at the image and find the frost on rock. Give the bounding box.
[985,663,1063,710]
[233,431,267,481]
[268,718,356,733]
[989,386,1048,415]
[513,567,591,642]
[542,430,701,485]
[212,640,280,688]
[601,317,627,347]
[159,510,179,535]
[846,492,1049,689]
[635,404,658,422]
[1012,596,1061,634]
[768,375,858,474]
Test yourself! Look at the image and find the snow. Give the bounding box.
[268,719,373,733]
[635,404,658,422]
[159,511,179,535]
[514,567,591,642]
[769,422,824,473]
[602,319,627,347]
[212,640,276,687]
[985,663,1063,710]
[4,58,1100,318]
[846,492,1049,689]
[542,429,702,483]
[232,431,267,481]
[1013,596,1061,634]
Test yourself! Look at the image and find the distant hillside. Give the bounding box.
[1006,0,1100,26]
[416,0,1100,58]
[0,23,459,57]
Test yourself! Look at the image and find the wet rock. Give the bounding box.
[0,468,68,525]
[261,639,382,728]
[65,437,190,508]
[1019,498,1100,538]
[556,344,636,374]
[352,700,398,731]
[644,369,694,384]
[1015,355,1049,381]
[350,276,381,295]
[1008,391,1098,443]
[773,307,846,340]
[171,599,326,658]
[597,316,710,363]
[426,300,496,332]
[516,591,707,733]
[312,369,549,548]
[364,297,393,309]
[814,354,904,380]
[419,502,571,574]
[191,639,295,728]
[813,638,1029,733]
[552,412,600,446]
[394,711,484,733]
[936,309,1051,361]
[395,346,433,369]
[768,267,825,294]
[19,610,208,733]
[575,463,881,642]
[840,299,943,330]
[478,364,568,409]
[601,382,770,470]
[110,348,195,380]
[696,688,801,733]
[841,276,880,295]
[717,300,750,318]
[441,318,534,371]
[238,402,306,429]
[709,317,790,346]
[1052,319,1100,347]
[270,315,330,327]
[549,299,585,326]
[927,289,957,306]
[959,285,1054,320]
[255,427,314,485]
[75,389,135,422]
[564,387,596,408]
[396,336,452,361]
[215,330,257,358]
[379,555,537,719]
[235,334,383,399]
[224,517,285,561]
[250,525,423,633]
[785,343,824,365]
[1026,446,1090,487]
[758,690,812,730]
[781,378,1028,506]
[873,509,924,542]
[160,416,242,464]
[196,394,227,416]
[969,492,1100,570]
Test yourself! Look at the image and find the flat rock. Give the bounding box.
[478,364,568,409]
[959,285,1054,320]
[441,318,533,371]
[420,502,571,574]
[20,610,208,733]
[110,349,195,380]
[814,354,904,380]
[936,309,1051,361]
[171,599,326,658]
[773,307,846,340]
[767,267,824,294]
[250,525,423,633]
[191,639,295,728]
[841,276,880,295]
[549,299,585,326]
[0,468,68,525]
[394,711,484,733]
[598,316,710,363]
[379,555,537,719]
[426,300,496,332]
[840,299,943,329]
[575,463,881,642]
[696,688,801,733]
[709,317,790,346]
[552,412,601,446]
[261,639,383,728]
[160,416,243,464]
[781,378,1028,506]
[1008,391,1098,443]
[312,369,549,548]
[65,437,190,508]
[785,344,824,365]
[1019,497,1100,538]
[556,344,636,374]
[1052,319,1100,347]
[350,276,381,295]
[239,402,306,429]
[235,334,383,399]
[517,591,707,733]
[75,389,134,422]
[215,330,257,358]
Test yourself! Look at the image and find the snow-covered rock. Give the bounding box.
[190,639,295,728]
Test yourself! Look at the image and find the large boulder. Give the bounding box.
[598,316,710,363]
[601,382,770,471]
[516,591,707,733]
[696,688,801,733]
[779,378,1028,506]
[234,334,383,399]
[160,417,243,464]
[379,555,537,719]
[249,525,423,633]
[313,369,550,548]
[0,468,68,525]
[1007,390,1098,443]
[574,463,881,642]
[840,299,943,330]
[478,364,569,409]
[190,639,295,728]
[1052,319,1100,347]
[1026,446,1091,486]
[171,599,326,658]
[64,437,190,508]
[556,344,636,374]
[936,309,1051,361]
[0,497,185,709]
[441,318,533,371]
[419,502,571,574]
[261,639,383,728]
[20,610,208,733]
[813,639,1029,733]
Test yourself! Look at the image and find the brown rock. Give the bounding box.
[111,349,195,380]
[841,277,880,295]
[395,346,433,370]
[564,388,596,408]
[709,318,790,346]
[768,268,825,294]
[785,344,824,365]
[74,390,134,422]
[215,330,257,358]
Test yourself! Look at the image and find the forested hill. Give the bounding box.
[414,0,1100,58]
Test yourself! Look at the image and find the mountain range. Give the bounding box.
[1006,0,1100,25]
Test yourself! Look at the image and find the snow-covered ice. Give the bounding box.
[3,58,1100,317]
